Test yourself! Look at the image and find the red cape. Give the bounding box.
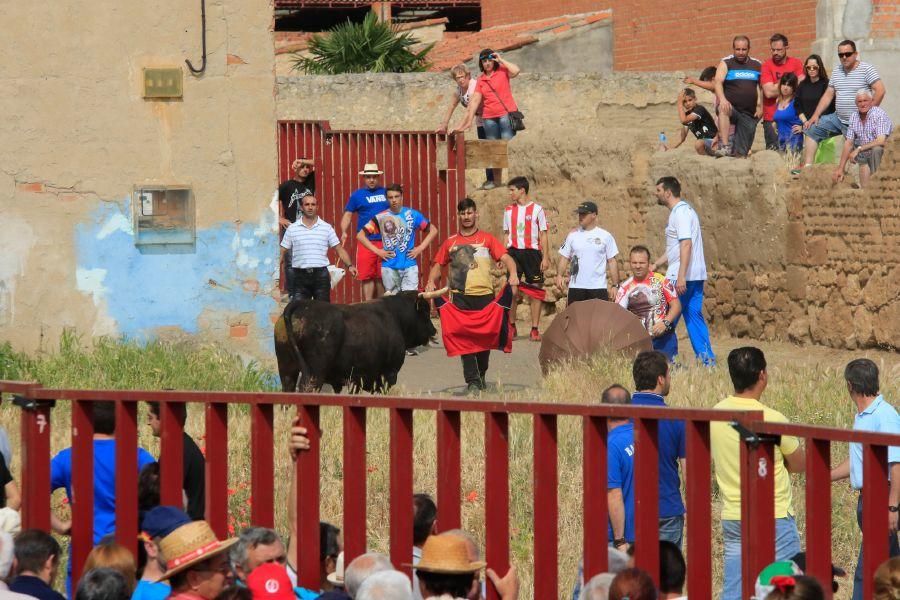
[435,286,514,357]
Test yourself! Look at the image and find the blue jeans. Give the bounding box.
[659,514,684,549]
[482,115,516,141]
[675,280,715,366]
[652,330,679,362]
[805,112,847,144]
[721,517,802,600]
[853,495,900,600]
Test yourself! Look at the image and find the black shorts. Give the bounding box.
[507,247,544,287]
[567,288,609,305]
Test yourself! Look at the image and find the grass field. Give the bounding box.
[1,333,897,599]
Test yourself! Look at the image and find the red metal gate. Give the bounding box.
[277,121,467,304]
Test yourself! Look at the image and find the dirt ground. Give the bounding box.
[395,314,900,396]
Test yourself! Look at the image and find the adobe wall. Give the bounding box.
[0,0,279,358]
[279,72,899,352]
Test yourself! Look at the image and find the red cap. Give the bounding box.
[246,563,295,600]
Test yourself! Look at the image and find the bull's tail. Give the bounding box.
[282,299,311,391]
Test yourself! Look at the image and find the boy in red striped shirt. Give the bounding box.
[503,176,549,341]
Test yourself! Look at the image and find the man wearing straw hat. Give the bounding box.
[340,163,390,301]
[409,533,519,600]
[157,520,237,600]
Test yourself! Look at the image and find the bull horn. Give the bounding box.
[419,287,449,299]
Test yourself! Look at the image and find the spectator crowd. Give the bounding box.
[0,340,897,600]
[671,33,891,188]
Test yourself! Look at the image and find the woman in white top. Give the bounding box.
[436,63,494,190]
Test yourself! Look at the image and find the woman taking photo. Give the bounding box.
[437,64,494,189]
[773,73,804,153]
[451,48,521,185]
[795,54,834,122]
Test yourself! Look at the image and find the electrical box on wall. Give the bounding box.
[133,186,195,249]
[143,68,183,99]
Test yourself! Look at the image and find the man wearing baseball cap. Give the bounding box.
[133,506,192,600]
[556,201,620,305]
[340,163,390,301]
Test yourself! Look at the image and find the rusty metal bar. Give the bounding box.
[861,443,890,600]
[251,403,275,528]
[390,408,414,576]
[159,401,184,507]
[533,414,558,599]
[583,416,608,579]
[343,406,367,563]
[740,437,776,600]
[805,438,833,599]
[296,405,321,589]
[205,402,229,538]
[485,412,509,600]
[436,409,462,531]
[633,417,660,584]
[685,420,712,599]
[114,400,139,557]
[19,393,51,531]
[71,400,95,586]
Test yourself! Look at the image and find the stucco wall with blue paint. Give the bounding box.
[74,198,280,353]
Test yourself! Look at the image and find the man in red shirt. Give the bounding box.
[426,198,519,395]
[761,33,805,150]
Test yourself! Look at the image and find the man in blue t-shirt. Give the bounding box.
[357,183,438,296]
[50,401,155,595]
[630,350,687,548]
[604,384,636,551]
[340,163,390,300]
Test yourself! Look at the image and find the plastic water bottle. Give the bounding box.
[658,131,668,152]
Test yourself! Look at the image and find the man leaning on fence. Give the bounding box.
[830,358,900,600]
[710,347,806,600]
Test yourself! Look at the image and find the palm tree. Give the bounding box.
[292,12,433,74]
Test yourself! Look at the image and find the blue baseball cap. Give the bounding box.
[141,506,192,539]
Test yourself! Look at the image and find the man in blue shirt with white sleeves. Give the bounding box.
[651,176,716,366]
[831,358,900,600]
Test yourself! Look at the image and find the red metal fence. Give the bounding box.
[4,380,900,599]
[278,121,466,303]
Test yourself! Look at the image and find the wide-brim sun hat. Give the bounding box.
[326,551,345,586]
[404,533,486,574]
[156,520,238,582]
[359,163,383,175]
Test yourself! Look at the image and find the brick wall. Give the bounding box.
[609,0,818,71]
[481,0,605,28]
[871,0,900,38]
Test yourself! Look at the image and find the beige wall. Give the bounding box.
[1,0,278,356]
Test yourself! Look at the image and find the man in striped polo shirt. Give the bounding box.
[802,39,886,170]
[503,176,549,342]
[280,195,356,302]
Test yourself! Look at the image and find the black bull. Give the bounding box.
[274,292,437,393]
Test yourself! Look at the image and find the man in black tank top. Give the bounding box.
[714,36,763,157]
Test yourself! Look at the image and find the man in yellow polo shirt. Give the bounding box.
[710,346,806,600]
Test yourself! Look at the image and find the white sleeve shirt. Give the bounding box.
[664,201,708,282]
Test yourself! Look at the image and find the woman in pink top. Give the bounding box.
[452,48,521,185]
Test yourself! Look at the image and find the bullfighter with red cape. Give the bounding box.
[424,198,520,394]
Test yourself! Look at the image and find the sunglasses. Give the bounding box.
[806,65,819,70]
[838,51,855,59]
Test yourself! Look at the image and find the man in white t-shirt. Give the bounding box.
[556,201,620,305]
[651,177,716,366]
